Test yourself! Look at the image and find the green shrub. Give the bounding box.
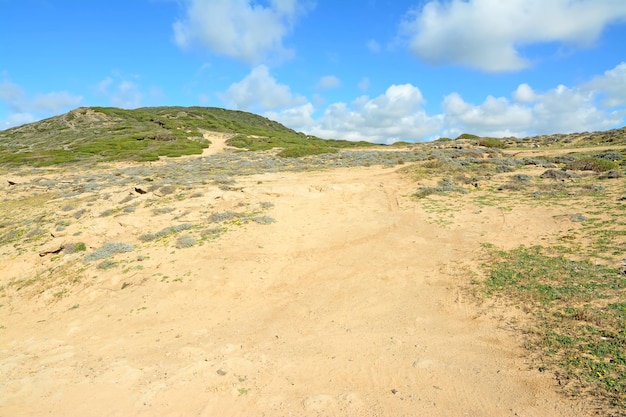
[140,223,193,242]
[251,215,276,225]
[207,211,241,223]
[64,242,87,254]
[84,242,134,263]
[277,146,339,158]
[175,234,197,248]
[478,138,505,148]
[457,133,479,139]
[201,227,226,239]
[97,260,117,270]
[565,158,617,172]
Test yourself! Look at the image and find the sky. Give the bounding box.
[1,0,626,143]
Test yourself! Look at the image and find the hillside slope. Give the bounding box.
[0,106,373,166]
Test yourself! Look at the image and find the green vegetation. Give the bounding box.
[175,234,197,249]
[227,132,374,157]
[84,242,134,263]
[483,246,626,409]
[413,177,469,199]
[564,158,618,172]
[0,106,376,166]
[140,223,194,242]
[63,242,87,254]
[478,137,506,148]
[457,133,480,139]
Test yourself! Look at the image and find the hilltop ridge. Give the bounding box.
[1,105,625,166]
[0,106,373,166]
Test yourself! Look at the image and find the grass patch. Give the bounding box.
[413,178,469,199]
[565,158,618,172]
[478,138,505,148]
[483,245,626,409]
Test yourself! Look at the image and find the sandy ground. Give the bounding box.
[0,137,602,416]
[200,131,238,156]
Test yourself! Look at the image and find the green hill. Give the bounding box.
[0,106,374,166]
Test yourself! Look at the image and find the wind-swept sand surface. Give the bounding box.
[0,147,599,416]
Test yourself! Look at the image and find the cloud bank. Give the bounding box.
[0,76,82,129]
[173,0,314,64]
[95,76,143,109]
[222,62,626,143]
[401,0,626,72]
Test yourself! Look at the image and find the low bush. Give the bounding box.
[478,138,505,148]
[413,178,468,199]
[251,215,276,225]
[175,234,196,248]
[140,223,193,242]
[599,170,623,179]
[456,133,479,139]
[565,158,617,172]
[201,227,226,239]
[64,242,86,254]
[84,242,134,263]
[540,169,575,180]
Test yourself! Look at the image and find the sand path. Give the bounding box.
[0,158,596,416]
[200,131,238,156]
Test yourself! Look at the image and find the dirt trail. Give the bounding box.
[201,131,238,156]
[0,162,595,416]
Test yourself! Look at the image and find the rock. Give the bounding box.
[39,245,64,257]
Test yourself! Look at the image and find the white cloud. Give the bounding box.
[173,0,314,64]
[442,93,534,137]
[95,76,143,108]
[268,62,626,143]
[358,77,371,91]
[0,79,26,107]
[584,62,626,108]
[512,83,537,103]
[266,102,315,129]
[219,65,306,111]
[366,39,381,53]
[1,112,35,130]
[441,63,626,138]
[401,0,626,72]
[0,75,82,129]
[271,84,443,143]
[248,60,625,142]
[531,84,621,133]
[31,91,83,112]
[317,75,340,90]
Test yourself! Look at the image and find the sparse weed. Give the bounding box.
[414,178,468,199]
[483,245,626,409]
[175,235,196,248]
[565,158,617,172]
[208,211,241,223]
[201,227,226,239]
[63,242,86,254]
[84,242,134,263]
[97,259,117,270]
[140,223,193,242]
[251,215,276,225]
[152,207,175,215]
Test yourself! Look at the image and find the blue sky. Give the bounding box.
[1,0,626,143]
